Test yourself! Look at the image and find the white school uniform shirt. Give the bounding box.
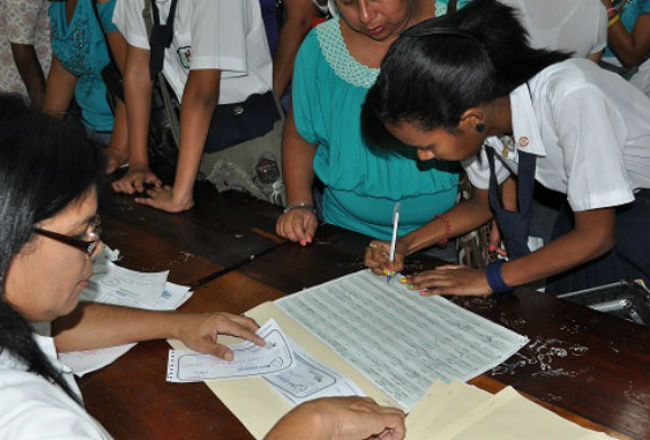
[113,0,273,104]
[499,0,608,58]
[0,334,112,439]
[463,58,650,213]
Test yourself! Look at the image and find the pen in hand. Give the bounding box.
[387,202,401,283]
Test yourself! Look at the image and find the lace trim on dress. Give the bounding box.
[316,19,379,89]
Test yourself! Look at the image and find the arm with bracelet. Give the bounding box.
[365,184,493,275]
[275,109,320,245]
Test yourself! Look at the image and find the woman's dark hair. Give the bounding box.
[362,0,570,148]
[0,94,104,403]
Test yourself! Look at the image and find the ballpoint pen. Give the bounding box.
[387,202,401,283]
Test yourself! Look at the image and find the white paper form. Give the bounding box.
[264,337,364,406]
[166,319,294,383]
[81,263,169,309]
[276,270,529,410]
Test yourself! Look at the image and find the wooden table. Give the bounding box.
[80,186,650,440]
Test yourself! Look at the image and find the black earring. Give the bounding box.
[476,123,485,133]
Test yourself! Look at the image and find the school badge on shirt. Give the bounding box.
[177,46,191,69]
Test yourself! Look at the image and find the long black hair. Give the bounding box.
[362,0,570,148]
[0,94,104,403]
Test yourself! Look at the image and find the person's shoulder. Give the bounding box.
[295,23,325,63]
[0,368,108,438]
[535,59,601,97]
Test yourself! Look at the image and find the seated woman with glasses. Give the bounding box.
[0,94,405,439]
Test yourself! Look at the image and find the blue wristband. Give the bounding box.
[485,260,511,293]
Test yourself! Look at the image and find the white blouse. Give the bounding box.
[463,58,650,212]
[0,334,112,439]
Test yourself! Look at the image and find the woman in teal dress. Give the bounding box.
[44,0,128,173]
[275,0,459,259]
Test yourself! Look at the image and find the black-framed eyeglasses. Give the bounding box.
[33,215,102,257]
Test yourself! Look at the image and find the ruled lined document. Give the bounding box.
[277,270,528,410]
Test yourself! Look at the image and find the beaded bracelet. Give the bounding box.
[434,214,451,247]
[485,260,511,293]
[283,202,315,214]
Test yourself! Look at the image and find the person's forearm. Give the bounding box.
[273,0,319,96]
[124,46,153,166]
[52,303,184,351]
[10,43,46,108]
[282,109,317,204]
[43,56,77,117]
[265,402,325,440]
[108,99,128,152]
[105,31,127,73]
[172,70,221,204]
[607,15,650,67]
[501,208,615,287]
[400,188,493,254]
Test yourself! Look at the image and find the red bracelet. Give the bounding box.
[434,214,451,247]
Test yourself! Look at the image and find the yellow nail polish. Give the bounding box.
[383,269,390,276]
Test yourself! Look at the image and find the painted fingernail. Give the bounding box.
[400,277,408,284]
[488,244,496,252]
[419,289,428,295]
[300,239,306,246]
[307,236,312,243]
[383,269,390,276]
[407,284,414,289]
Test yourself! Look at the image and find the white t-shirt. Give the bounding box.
[499,0,608,58]
[0,334,112,439]
[113,0,273,104]
[463,58,650,212]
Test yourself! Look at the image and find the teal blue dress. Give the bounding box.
[49,0,117,132]
[292,19,459,240]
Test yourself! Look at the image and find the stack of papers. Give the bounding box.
[166,270,534,438]
[277,270,529,410]
[59,247,193,376]
[406,380,612,439]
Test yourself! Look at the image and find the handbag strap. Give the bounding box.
[143,0,180,148]
[90,0,124,107]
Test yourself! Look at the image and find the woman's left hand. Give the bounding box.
[406,265,492,296]
[175,312,265,360]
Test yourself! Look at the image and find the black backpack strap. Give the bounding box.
[148,0,178,78]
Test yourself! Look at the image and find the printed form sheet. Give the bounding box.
[277,270,529,410]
